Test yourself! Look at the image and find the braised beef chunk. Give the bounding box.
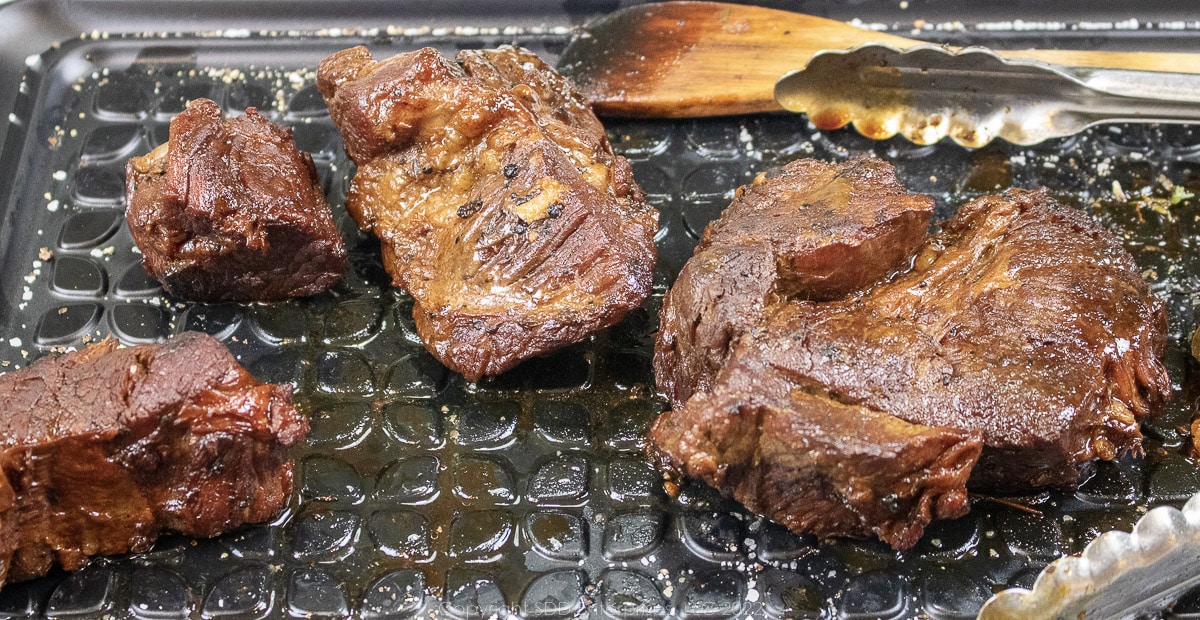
[655,157,934,410]
[126,98,346,302]
[0,332,306,585]
[650,159,1170,550]
[317,46,658,381]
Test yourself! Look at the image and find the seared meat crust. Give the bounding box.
[317,46,658,381]
[656,157,935,410]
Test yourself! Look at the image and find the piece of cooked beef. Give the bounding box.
[317,45,658,381]
[126,98,347,301]
[0,332,306,585]
[650,158,1170,550]
[655,157,935,410]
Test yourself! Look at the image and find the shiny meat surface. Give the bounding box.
[650,159,1170,549]
[126,98,347,301]
[0,332,307,585]
[317,46,658,381]
[656,157,935,410]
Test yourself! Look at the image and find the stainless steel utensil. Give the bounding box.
[775,43,1200,147]
[980,492,1200,619]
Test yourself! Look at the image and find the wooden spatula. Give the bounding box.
[557,1,1200,118]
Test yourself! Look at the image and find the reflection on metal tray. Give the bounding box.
[0,27,1199,620]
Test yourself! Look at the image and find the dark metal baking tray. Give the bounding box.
[1,2,1200,618]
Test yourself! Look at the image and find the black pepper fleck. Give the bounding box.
[456,199,482,218]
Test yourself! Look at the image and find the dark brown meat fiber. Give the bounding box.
[0,332,307,586]
[656,157,936,410]
[651,157,1170,550]
[317,46,658,381]
[126,98,346,301]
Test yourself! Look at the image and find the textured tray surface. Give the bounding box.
[1,30,1200,620]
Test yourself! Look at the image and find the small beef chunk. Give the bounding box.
[126,98,346,301]
[0,332,307,585]
[650,158,1170,550]
[317,46,658,381]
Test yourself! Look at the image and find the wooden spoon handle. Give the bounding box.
[996,49,1200,73]
[560,1,1200,118]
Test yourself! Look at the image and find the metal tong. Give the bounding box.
[775,43,1200,147]
[979,493,1200,619]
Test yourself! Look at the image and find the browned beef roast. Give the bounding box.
[317,46,658,381]
[0,332,306,585]
[126,98,346,301]
[651,157,1170,550]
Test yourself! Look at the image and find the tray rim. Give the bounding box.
[3,5,1200,619]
